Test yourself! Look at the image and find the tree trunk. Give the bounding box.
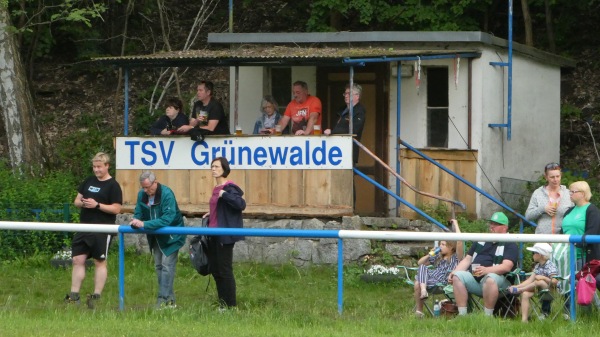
[544,0,556,53]
[0,5,47,174]
[520,0,533,46]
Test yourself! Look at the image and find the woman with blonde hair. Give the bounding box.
[561,181,600,267]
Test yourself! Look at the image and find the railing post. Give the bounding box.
[337,238,344,315]
[63,203,70,223]
[119,232,126,311]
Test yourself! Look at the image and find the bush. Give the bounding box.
[0,162,79,260]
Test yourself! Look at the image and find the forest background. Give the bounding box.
[0,0,598,257]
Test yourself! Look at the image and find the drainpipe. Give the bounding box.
[229,0,233,33]
[396,61,402,214]
[124,68,129,136]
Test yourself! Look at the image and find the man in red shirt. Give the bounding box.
[275,81,322,135]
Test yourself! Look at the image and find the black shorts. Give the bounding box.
[71,232,112,260]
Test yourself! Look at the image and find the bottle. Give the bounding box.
[433,300,440,317]
[429,247,441,256]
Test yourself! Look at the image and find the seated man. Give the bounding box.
[150,97,189,135]
[447,212,518,316]
[273,81,322,135]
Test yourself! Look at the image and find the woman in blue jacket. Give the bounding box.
[203,157,246,309]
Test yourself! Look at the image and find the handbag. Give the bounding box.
[576,273,597,306]
[440,300,458,317]
[575,259,600,280]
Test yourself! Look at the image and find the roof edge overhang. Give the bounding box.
[208,31,576,68]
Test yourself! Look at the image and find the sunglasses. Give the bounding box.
[544,163,561,172]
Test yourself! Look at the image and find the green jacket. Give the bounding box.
[133,183,185,256]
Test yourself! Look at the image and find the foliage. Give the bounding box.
[9,0,111,61]
[0,161,79,260]
[561,103,582,119]
[53,114,115,179]
[307,0,489,32]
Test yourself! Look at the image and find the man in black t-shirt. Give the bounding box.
[65,152,123,309]
[178,81,229,135]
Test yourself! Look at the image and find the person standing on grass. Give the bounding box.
[203,157,245,310]
[66,152,123,309]
[130,171,186,309]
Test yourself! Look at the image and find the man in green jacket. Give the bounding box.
[130,171,186,309]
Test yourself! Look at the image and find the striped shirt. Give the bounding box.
[417,254,459,287]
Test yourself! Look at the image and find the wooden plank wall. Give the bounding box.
[116,169,353,217]
[398,149,477,219]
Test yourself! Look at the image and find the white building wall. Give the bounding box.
[387,58,470,215]
[471,49,561,218]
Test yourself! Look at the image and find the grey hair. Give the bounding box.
[347,83,362,97]
[139,171,156,183]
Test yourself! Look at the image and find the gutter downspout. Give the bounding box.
[396,61,402,213]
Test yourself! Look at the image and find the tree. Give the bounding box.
[0,4,47,174]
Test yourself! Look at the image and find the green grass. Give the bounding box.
[1,253,599,336]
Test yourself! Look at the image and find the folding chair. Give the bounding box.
[398,265,449,316]
[519,243,573,321]
[530,275,571,321]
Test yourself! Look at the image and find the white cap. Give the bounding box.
[526,243,552,257]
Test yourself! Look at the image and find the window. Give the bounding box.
[270,67,292,112]
[426,67,449,148]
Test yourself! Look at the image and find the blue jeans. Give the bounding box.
[151,240,179,305]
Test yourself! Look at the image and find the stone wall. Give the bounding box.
[117,214,438,266]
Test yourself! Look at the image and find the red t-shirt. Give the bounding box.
[284,95,322,134]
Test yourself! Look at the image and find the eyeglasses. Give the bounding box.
[569,190,582,195]
[343,92,358,97]
[544,163,561,172]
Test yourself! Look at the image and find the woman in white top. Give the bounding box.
[525,162,573,234]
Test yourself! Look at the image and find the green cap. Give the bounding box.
[489,212,509,226]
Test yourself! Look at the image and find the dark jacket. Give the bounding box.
[563,203,600,261]
[210,183,246,244]
[133,183,186,256]
[331,103,366,164]
[150,112,189,135]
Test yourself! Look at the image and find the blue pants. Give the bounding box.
[151,240,179,305]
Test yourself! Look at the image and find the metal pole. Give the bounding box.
[119,232,126,311]
[124,68,129,136]
[508,0,513,140]
[396,61,402,212]
[337,238,344,315]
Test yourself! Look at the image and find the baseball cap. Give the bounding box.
[489,212,509,226]
[526,243,552,257]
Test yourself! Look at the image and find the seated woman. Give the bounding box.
[150,97,189,135]
[413,219,463,318]
[253,95,282,134]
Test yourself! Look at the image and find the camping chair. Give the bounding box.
[530,275,571,321]
[398,265,449,316]
[492,269,523,319]
[444,268,521,317]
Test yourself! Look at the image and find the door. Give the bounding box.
[317,63,388,216]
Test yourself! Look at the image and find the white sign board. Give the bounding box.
[115,136,353,170]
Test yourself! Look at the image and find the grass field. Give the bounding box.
[1,252,599,337]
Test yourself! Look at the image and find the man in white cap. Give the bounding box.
[507,242,558,321]
[447,212,519,316]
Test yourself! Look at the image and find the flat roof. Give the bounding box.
[92,31,575,68]
[208,31,576,68]
[93,45,480,68]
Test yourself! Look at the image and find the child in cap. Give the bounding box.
[507,242,558,322]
